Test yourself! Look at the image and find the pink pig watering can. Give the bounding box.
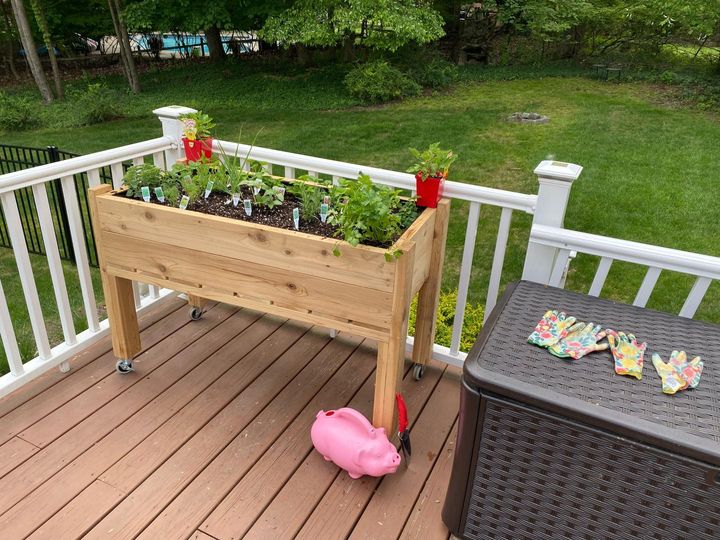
[311,407,401,479]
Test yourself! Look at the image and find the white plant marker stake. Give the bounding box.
[253,186,261,195]
[141,186,150,202]
[232,193,240,207]
[293,207,299,230]
[204,180,214,199]
[244,199,252,216]
[320,203,328,223]
[275,186,286,201]
[154,187,165,202]
[179,195,190,210]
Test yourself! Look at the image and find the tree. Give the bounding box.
[9,0,53,102]
[108,0,140,92]
[30,0,62,98]
[1,0,20,79]
[261,0,445,56]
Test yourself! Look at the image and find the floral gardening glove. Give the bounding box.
[548,323,608,360]
[607,330,647,380]
[528,310,578,348]
[652,351,703,395]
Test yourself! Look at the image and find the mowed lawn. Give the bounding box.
[2,62,719,372]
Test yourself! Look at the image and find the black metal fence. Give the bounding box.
[0,144,113,267]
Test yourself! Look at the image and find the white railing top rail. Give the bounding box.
[213,139,538,213]
[0,137,174,194]
[531,224,720,280]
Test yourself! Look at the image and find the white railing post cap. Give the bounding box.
[534,160,583,183]
[152,105,197,120]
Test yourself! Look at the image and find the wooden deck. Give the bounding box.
[0,297,461,539]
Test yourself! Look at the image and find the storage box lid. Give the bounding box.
[464,281,720,466]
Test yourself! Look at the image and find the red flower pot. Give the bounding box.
[182,137,213,162]
[415,172,444,208]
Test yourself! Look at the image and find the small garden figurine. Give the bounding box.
[407,143,457,208]
[179,111,215,162]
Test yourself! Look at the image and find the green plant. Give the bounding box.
[330,173,409,256]
[70,83,123,126]
[180,174,204,204]
[0,93,39,130]
[407,57,459,88]
[179,110,215,140]
[289,175,329,220]
[408,290,484,352]
[344,60,421,103]
[122,164,165,198]
[406,143,457,180]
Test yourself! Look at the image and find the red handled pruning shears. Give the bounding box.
[396,393,411,465]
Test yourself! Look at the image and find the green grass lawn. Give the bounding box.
[2,61,719,372]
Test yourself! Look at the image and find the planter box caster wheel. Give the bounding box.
[412,363,425,381]
[116,359,134,374]
[189,307,204,321]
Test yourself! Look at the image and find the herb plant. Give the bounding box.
[290,175,329,220]
[330,174,408,256]
[122,164,164,198]
[407,143,457,181]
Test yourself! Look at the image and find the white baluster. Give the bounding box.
[484,208,513,322]
[32,183,76,345]
[679,276,712,318]
[132,156,144,167]
[110,163,124,190]
[332,175,341,186]
[589,257,613,297]
[61,175,99,332]
[152,151,165,170]
[633,267,661,307]
[87,168,101,188]
[0,192,51,359]
[450,202,481,356]
[549,249,571,287]
[284,167,296,179]
[0,279,24,376]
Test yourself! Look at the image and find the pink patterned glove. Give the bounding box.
[548,323,608,360]
[607,330,647,380]
[528,310,578,348]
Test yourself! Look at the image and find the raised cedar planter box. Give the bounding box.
[89,184,449,432]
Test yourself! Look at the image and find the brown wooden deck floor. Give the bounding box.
[0,297,461,539]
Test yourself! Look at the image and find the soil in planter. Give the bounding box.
[120,190,421,249]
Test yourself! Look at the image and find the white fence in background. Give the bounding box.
[0,104,717,395]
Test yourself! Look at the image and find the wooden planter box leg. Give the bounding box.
[412,199,450,368]
[89,185,141,364]
[373,243,416,435]
[187,294,208,319]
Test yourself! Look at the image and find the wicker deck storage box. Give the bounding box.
[443,281,720,540]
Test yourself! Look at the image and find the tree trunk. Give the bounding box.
[29,0,62,99]
[204,25,225,60]
[1,0,20,79]
[9,0,52,102]
[107,0,139,93]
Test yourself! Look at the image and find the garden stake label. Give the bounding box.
[204,180,214,199]
[154,187,165,203]
[323,195,330,205]
[293,207,299,230]
[141,186,150,202]
[179,195,190,210]
[253,186,261,195]
[232,193,240,207]
[320,203,328,223]
[275,186,286,201]
[243,199,252,216]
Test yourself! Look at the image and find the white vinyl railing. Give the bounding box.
[528,224,720,318]
[6,104,711,396]
[0,136,177,394]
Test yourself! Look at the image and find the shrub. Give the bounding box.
[407,57,459,88]
[344,60,421,103]
[0,93,39,131]
[408,290,484,352]
[70,83,123,125]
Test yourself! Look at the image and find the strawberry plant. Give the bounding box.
[407,142,457,181]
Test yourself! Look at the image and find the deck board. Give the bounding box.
[0,299,457,539]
